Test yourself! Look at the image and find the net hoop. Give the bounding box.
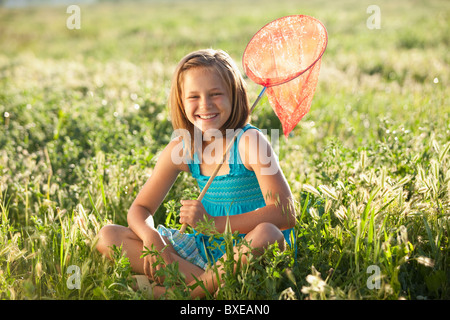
[242,15,328,88]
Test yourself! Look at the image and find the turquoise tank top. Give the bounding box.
[187,124,295,265]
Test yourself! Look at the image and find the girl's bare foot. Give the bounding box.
[132,275,166,299]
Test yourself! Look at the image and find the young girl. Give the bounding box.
[96,49,296,298]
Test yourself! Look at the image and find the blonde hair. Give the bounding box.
[169,49,250,158]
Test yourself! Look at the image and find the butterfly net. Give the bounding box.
[243,15,328,137]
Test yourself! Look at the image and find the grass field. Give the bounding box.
[0,0,449,300]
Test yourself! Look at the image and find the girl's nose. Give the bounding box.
[200,95,212,109]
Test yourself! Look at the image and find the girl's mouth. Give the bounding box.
[196,114,218,120]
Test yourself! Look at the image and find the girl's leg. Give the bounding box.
[96,224,204,283]
[188,222,285,298]
[96,222,285,299]
[96,224,147,274]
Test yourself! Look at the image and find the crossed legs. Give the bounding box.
[96,222,285,298]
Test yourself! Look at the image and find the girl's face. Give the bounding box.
[182,67,232,133]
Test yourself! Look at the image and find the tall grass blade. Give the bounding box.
[422,216,438,260]
[438,142,450,163]
[299,192,310,223]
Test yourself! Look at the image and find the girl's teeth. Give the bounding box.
[198,114,216,119]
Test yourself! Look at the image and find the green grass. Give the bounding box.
[0,0,449,300]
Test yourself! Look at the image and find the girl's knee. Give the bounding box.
[248,222,285,250]
[253,222,283,237]
[96,224,124,255]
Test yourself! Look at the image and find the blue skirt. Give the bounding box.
[158,225,296,270]
[194,228,295,266]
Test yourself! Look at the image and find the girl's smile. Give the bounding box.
[182,67,232,133]
[196,113,218,120]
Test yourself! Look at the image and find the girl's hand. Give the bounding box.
[142,237,176,283]
[179,199,210,229]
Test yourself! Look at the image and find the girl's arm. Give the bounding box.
[127,137,185,247]
[215,129,296,234]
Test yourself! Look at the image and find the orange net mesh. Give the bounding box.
[243,15,328,137]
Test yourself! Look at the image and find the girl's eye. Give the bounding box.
[211,92,222,96]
